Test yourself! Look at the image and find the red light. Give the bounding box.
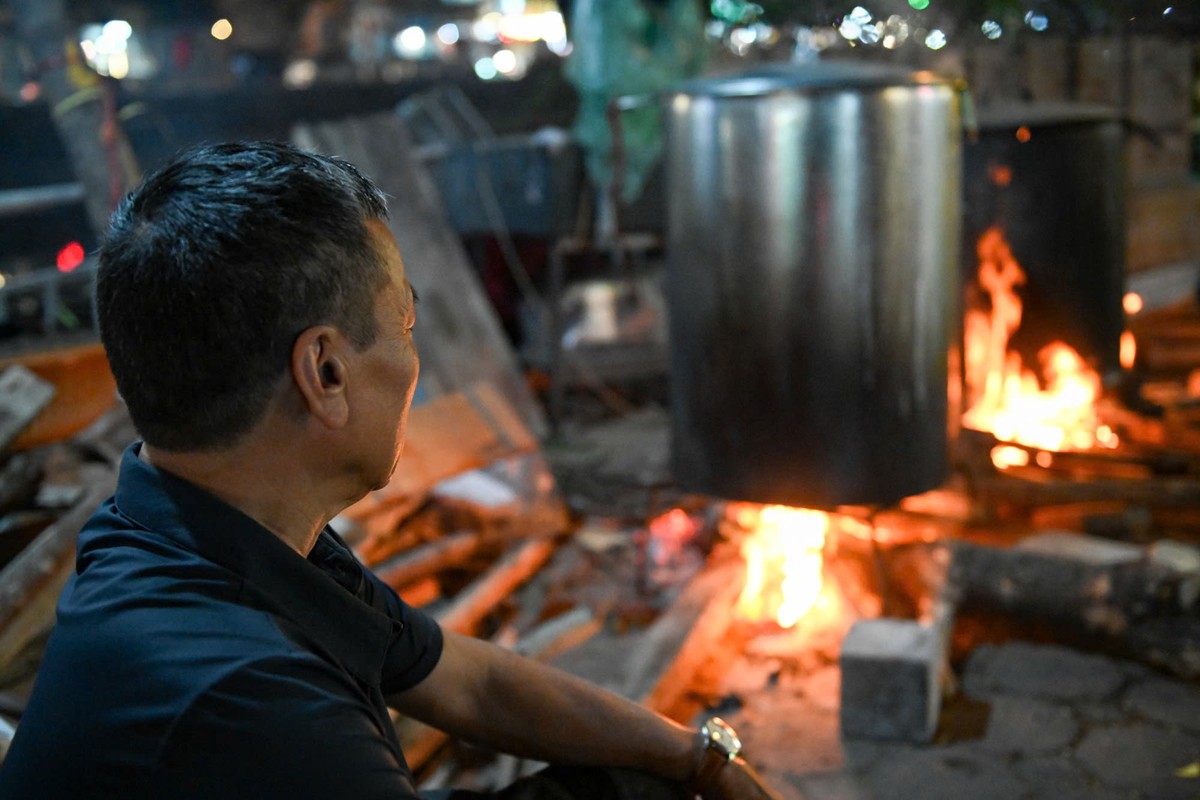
[57,242,85,273]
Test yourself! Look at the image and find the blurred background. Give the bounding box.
[0,0,1197,353]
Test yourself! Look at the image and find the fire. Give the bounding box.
[1120,292,1141,370]
[963,227,1115,461]
[1120,330,1137,370]
[732,504,828,628]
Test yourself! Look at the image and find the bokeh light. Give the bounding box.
[57,242,85,273]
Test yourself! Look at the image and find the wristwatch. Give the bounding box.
[689,717,742,795]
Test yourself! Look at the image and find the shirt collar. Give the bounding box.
[107,442,395,686]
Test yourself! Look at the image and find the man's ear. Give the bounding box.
[292,325,350,429]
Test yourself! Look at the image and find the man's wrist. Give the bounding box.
[687,717,742,794]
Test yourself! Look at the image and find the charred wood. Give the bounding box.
[946,538,1200,678]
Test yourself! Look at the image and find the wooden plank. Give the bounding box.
[437,537,558,636]
[291,115,547,439]
[0,365,55,453]
[623,559,746,720]
[372,530,482,590]
[511,606,602,662]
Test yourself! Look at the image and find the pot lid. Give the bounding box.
[671,61,953,98]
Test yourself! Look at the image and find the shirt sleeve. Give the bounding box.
[316,528,444,696]
[155,654,423,800]
[360,565,445,695]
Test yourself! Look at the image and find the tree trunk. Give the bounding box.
[8,0,139,235]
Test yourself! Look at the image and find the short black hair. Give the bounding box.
[97,141,390,451]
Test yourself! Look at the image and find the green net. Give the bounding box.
[564,0,707,203]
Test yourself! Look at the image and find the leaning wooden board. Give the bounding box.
[292,115,547,440]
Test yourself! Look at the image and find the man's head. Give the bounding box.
[98,141,392,452]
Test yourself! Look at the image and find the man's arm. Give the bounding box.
[388,630,781,799]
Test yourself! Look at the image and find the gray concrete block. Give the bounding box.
[839,619,942,743]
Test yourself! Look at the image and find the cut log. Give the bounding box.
[437,537,559,636]
[0,469,116,674]
[946,535,1200,678]
[967,463,1200,512]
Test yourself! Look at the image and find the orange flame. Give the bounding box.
[1120,330,1136,370]
[732,504,828,628]
[963,227,1115,463]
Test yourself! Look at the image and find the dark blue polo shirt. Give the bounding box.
[0,443,443,799]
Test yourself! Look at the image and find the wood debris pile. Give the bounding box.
[0,366,131,692]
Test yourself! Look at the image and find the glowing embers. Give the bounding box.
[729,504,829,629]
[962,227,1117,468]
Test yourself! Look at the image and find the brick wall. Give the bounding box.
[962,35,1199,274]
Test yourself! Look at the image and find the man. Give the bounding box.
[0,142,781,799]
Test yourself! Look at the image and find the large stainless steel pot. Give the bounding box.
[665,62,961,507]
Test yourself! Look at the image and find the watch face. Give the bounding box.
[702,717,742,759]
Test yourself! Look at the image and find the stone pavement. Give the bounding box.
[719,640,1200,800]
